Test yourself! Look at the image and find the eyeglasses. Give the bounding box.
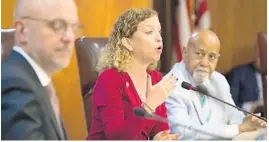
[21,16,83,37]
[193,49,220,62]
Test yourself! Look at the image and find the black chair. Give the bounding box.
[75,37,108,132]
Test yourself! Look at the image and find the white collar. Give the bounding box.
[13,46,51,87]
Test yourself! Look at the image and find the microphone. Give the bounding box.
[182,81,207,94]
[133,107,225,138]
[181,81,267,122]
[133,107,168,123]
[133,107,152,117]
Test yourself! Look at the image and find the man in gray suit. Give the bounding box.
[1,0,81,140]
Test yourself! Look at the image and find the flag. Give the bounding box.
[171,0,211,63]
[195,0,211,30]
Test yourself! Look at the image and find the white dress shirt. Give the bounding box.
[165,61,245,140]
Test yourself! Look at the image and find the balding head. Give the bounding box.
[183,29,221,84]
[13,0,79,76]
[14,0,78,21]
[187,29,221,51]
[14,0,46,21]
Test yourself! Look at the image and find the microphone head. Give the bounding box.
[181,81,208,95]
[133,107,147,118]
[181,81,194,90]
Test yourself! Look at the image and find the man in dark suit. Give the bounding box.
[1,0,81,140]
[226,46,264,116]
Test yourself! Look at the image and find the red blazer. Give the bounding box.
[87,68,169,140]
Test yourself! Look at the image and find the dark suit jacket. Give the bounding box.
[226,63,260,108]
[87,68,169,140]
[1,51,67,140]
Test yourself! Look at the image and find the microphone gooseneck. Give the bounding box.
[133,107,167,123]
[181,81,267,122]
[133,107,227,138]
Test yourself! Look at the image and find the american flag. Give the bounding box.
[171,0,211,63]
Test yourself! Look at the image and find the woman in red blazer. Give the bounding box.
[87,8,178,140]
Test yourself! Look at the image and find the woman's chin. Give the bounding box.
[144,55,160,64]
[153,55,161,62]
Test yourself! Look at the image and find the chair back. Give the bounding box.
[75,37,108,131]
[257,32,267,118]
[1,29,15,62]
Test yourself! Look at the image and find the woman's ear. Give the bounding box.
[121,37,133,51]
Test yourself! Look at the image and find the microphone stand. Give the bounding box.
[182,81,267,122]
[134,107,228,139]
[198,89,267,122]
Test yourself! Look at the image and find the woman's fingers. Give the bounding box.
[162,74,177,95]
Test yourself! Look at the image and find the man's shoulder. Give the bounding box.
[2,60,24,81]
[2,61,39,92]
[210,71,231,92]
[211,71,229,84]
[229,63,255,74]
[170,62,185,76]
[2,50,30,76]
[166,63,192,100]
[2,71,34,93]
[211,71,226,79]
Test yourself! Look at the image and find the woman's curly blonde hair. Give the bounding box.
[97,8,159,73]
